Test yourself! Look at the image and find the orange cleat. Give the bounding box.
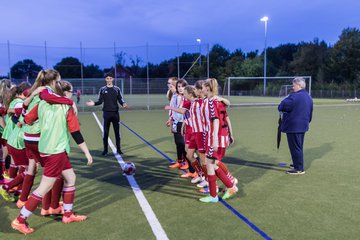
[62,214,88,224]
[179,161,189,170]
[169,162,182,169]
[11,219,34,235]
[49,206,64,215]
[16,199,26,209]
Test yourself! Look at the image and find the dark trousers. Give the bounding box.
[173,122,194,173]
[286,133,305,171]
[103,111,121,152]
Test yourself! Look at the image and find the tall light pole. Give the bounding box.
[260,16,268,96]
[196,38,201,66]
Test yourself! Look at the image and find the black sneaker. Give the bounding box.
[289,164,294,169]
[101,151,109,156]
[116,149,123,155]
[286,170,305,175]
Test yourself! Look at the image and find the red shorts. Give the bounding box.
[205,146,226,161]
[188,132,205,153]
[7,145,29,166]
[185,126,193,145]
[42,152,72,178]
[25,142,43,166]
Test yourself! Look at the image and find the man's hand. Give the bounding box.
[123,103,128,108]
[86,100,95,106]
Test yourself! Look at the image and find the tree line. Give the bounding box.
[6,27,360,91]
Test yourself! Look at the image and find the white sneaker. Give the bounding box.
[196,180,208,188]
[191,176,203,184]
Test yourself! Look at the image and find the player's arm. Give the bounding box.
[164,106,187,114]
[23,87,46,107]
[67,107,93,166]
[226,115,234,144]
[214,96,230,106]
[40,88,73,105]
[24,104,39,125]
[210,99,220,151]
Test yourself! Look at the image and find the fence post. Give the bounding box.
[80,42,84,112]
[113,42,117,86]
[146,43,150,110]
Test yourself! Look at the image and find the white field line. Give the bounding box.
[92,112,168,240]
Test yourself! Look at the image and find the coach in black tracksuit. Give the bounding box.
[278,77,313,175]
[87,74,128,156]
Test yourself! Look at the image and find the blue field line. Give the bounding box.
[120,121,272,240]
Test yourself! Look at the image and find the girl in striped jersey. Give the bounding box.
[0,82,31,202]
[199,78,238,203]
[11,77,93,235]
[17,70,74,213]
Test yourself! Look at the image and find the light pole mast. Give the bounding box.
[260,16,268,96]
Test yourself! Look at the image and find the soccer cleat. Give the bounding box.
[222,185,238,200]
[199,186,218,194]
[180,172,193,178]
[49,206,64,215]
[116,149,123,155]
[169,162,182,169]
[8,186,19,194]
[191,175,203,184]
[196,180,208,188]
[286,170,305,175]
[0,187,15,202]
[16,199,27,209]
[199,195,219,203]
[179,161,189,170]
[40,208,50,216]
[289,164,294,169]
[222,177,239,193]
[101,151,109,156]
[11,219,34,235]
[62,214,88,224]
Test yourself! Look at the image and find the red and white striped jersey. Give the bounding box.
[201,97,209,133]
[189,98,204,133]
[203,98,230,148]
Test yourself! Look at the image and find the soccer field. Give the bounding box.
[1,102,360,239]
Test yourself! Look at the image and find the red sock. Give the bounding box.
[9,164,18,178]
[190,161,204,177]
[62,185,75,217]
[17,193,42,224]
[3,170,25,191]
[20,174,35,202]
[42,191,51,210]
[217,162,234,181]
[208,175,218,198]
[51,178,64,209]
[215,168,233,188]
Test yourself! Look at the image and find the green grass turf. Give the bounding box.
[1,104,360,239]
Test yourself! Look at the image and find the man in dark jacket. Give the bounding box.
[278,77,313,175]
[86,74,128,156]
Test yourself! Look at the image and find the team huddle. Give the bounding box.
[165,77,238,203]
[0,69,93,234]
